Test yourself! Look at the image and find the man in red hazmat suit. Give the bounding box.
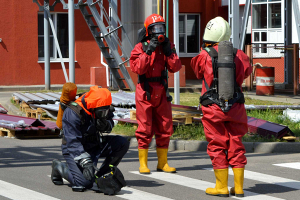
[130,14,182,174]
[191,17,252,197]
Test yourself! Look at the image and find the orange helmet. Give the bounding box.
[144,14,165,37]
[75,86,112,116]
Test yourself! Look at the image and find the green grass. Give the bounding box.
[112,92,300,142]
[112,123,137,137]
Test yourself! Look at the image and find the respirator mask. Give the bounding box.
[149,24,166,43]
[94,106,110,133]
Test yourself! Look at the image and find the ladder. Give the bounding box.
[77,0,135,91]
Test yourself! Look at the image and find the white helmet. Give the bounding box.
[203,17,231,43]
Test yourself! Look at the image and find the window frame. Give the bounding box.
[38,12,69,62]
[252,0,283,56]
[179,13,200,58]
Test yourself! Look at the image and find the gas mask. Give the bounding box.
[94,106,111,133]
[149,24,166,43]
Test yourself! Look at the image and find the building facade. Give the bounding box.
[0,0,227,87]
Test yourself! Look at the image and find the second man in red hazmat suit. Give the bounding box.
[191,17,252,197]
[130,14,182,174]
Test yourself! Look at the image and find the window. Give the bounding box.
[252,0,282,29]
[268,3,281,28]
[252,32,268,54]
[179,14,200,57]
[38,13,69,60]
[252,4,267,29]
[252,0,282,57]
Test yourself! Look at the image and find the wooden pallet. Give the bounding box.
[20,101,30,112]
[12,96,20,104]
[24,108,50,120]
[129,110,201,125]
[0,127,16,138]
[0,127,60,139]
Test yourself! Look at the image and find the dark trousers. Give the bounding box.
[62,135,129,189]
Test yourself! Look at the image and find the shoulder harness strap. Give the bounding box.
[67,100,86,125]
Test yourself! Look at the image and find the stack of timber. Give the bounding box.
[117,104,203,126]
[0,114,59,139]
[19,101,50,120]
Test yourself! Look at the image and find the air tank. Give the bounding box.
[218,41,235,102]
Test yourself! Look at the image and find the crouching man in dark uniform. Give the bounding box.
[51,86,129,192]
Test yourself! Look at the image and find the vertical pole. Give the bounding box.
[163,0,165,19]
[157,0,160,15]
[292,0,300,45]
[166,0,169,37]
[284,0,293,85]
[293,44,299,95]
[229,0,239,49]
[245,45,253,91]
[44,0,50,90]
[173,0,180,104]
[245,45,251,91]
[239,0,251,50]
[69,0,75,83]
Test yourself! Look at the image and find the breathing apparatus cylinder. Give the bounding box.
[217,41,235,111]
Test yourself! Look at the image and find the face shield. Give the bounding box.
[94,105,111,133]
[94,106,110,119]
[149,24,166,34]
[149,24,166,43]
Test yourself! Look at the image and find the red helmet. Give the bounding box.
[144,14,165,37]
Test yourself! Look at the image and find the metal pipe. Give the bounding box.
[239,0,251,50]
[293,43,299,95]
[245,105,300,111]
[69,0,75,83]
[157,0,160,15]
[166,0,169,37]
[245,45,252,91]
[292,0,300,46]
[228,0,239,49]
[163,0,165,19]
[44,0,50,90]
[284,0,293,85]
[46,10,69,82]
[173,0,180,104]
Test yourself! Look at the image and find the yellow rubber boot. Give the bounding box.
[230,168,245,197]
[138,149,150,174]
[156,148,176,173]
[206,168,229,197]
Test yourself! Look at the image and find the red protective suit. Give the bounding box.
[130,41,182,149]
[191,46,252,169]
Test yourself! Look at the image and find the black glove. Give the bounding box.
[79,158,95,181]
[161,37,172,57]
[96,118,112,133]
[146,37,159,55]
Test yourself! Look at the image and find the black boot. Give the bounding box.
[51,159,69,185]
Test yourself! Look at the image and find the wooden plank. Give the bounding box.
[130,110,136,120]
[21,101,30,112]
[129,109,197,125]
[0,128,16,138]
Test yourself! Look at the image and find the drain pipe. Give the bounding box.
[101,51,110,87]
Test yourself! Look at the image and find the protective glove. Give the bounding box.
[161,37,172,57]
[79,158,95,181]
[96,118,112,133]
[146,37,159,55]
